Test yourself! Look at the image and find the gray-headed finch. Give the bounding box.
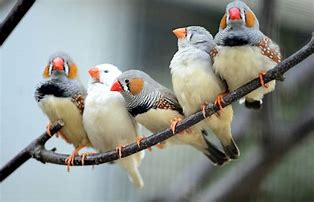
[111,70,229,166]
[34,52,91,171]
[213,0,281,109]
[170,26,239,160]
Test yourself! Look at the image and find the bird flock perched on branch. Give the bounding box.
[34,0,281,188]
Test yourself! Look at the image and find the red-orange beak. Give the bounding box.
[172,27,187,39]
[52,57,64,71]
[229,7,241,20]
[110,80,123,92]
[88,67,100,80]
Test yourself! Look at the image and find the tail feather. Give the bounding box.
[244,99,262,110]
[117,155,144,188]
[202,130,229,166]
[222,137,240,160]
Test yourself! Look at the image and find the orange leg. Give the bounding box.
[46,122,52,136]
[214,91,228,111]
[259,71,269,88]
[147,147,153,152]
[170,117,192,135]
[201,102,209,118]
[115,144,125,158]
[170,117,182,134]
[65,145,85,172]
[80,152,97,166]
[136,136,144,148]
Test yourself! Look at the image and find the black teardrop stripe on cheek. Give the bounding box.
[128,104,151,117]
[35,83,67,102]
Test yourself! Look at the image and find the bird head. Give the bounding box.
[220,0,259,30]
[88,64,122,88]
[173,26,215,52]
[110,70,147,97]
[43,52,78,79]
[216,0,261,46]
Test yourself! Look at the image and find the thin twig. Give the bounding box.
[0,0,36,46]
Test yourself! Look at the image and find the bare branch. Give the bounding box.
[0,0,36,46]
[0,34,313,182]
[0,120,63,182]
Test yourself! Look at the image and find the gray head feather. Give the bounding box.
[215,0,263,46]
[178,26,216,53]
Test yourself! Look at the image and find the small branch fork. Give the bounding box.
[1,33,313,182]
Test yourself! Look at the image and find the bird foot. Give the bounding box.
[214,92,227,111]
[201,102,209,118]
[65,145,85,172]
[136,136,144,148]
[46,122,53,136]
[80,152,97,166]
[170,117,182,134]
[115,144,125,158]
[259,71,269,88]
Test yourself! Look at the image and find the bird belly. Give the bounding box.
[135,109,182,133]
[83,95,138,152]
[39,96,89,148]
[214,46,276,100]
[138,109,196,146]
[172,65,224,116]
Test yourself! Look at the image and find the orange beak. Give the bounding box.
[52,57,64,71]
[229,7,241,20]
[110,80,123,92]
[172,27,187,39]
[88,67,100,80]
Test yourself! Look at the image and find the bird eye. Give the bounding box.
[125,79,129,84]
[104,70,109,73]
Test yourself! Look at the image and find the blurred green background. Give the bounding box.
[0,0,313,201]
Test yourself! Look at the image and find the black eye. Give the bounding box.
[104,70,109,73]
[125,79,129,84]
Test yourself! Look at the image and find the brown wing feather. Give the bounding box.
[155,95,184,115]
[257,37,282,64]
[71,93,85,114]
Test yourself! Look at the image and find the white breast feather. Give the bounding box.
[39,95,89,148]
[83,87,138,152]
[214,46,276,100]
[171,50,225,116]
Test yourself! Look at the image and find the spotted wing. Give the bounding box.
[257,37,282,64]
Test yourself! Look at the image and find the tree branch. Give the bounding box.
[0,0,36,46]
[0,120,63,182]
[1,33,313,182]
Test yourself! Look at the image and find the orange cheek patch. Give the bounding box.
[245,10,256,27]
[129,79,144,95]
[219,14,227,29]
[43,65,50,78]
[68,64,78,79]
